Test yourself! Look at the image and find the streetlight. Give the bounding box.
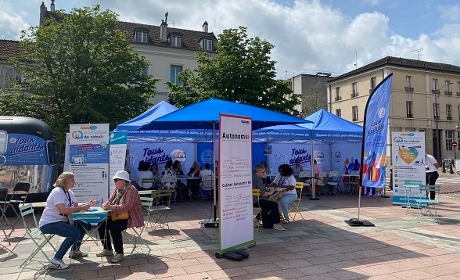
[432,82,454,162]
[455,124,460,170]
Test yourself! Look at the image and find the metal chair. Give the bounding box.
[200,175,214,202]
[316,171,329,195]
[19,204,56,268]
[414,185,441,222]
[4,182,31,231]
[125,196,154,255]
[160,173,177,205]
[141,178,159,190]
[289,182,305,221]
[147,189,172,230]
[0,188,11,245]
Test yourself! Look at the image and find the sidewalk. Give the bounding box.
[2,192,460,280]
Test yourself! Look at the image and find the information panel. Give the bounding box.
[69,123,110,205]
[218,114,253,253]
[391,132,426,205]
[109,131,128,194]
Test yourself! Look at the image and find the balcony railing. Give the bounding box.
[407,114,413,118]
[432,90,440,94]
[334,96,342,101]
[351,92,358,98]
[445,91,452,96]
[447,116,453,120]
[405,87,414,92]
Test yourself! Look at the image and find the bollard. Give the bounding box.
[442,161,446,173]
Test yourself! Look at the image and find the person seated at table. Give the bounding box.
[292,159,304,173]
[39,172,96,269]
[173,160,186,198]
[150,163,160,179]
[135,160,155,191]
[173,160,184,175]
[187,161,201,197]
[97,170,144,263]
[253,165,284,230]
[268,164,297,224]
[200,163,213,197]
[160,160,177,194]
[260,160,270,184]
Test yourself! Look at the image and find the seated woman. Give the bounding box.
[253,164,284,230]
[135,160,155,190]
[39,172,95,269]
[97,170,144,263]
[187,161,201,197]
[268,164,297,224]
[292,159,304,174]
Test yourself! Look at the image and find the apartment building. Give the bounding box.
[289,73,333,116]
[0,1,218,104]
[327,56,460,163]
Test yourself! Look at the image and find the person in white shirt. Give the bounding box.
[268,164,297,223]
[425,154,440,199]
[135,160,154,190]
[39,172,95,269]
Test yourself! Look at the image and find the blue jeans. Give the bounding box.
[40,220,90,260]
[278,193,297,221]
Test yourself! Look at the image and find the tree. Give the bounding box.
[301,82,326,117]
[167,26,300,113]
[0,5,159,144]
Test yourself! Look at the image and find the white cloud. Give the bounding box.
[1,0,460,78]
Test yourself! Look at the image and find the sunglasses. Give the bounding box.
[114,178,122,182]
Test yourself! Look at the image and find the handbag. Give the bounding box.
[110,211,129,221]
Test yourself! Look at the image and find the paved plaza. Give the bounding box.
[1,177,460,280]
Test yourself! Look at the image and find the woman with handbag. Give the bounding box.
[97,170,144,263]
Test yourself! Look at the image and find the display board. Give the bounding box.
[391,132,426,205]
[109,131,128,194]
[218,114,254,254]
[69,123,110,205]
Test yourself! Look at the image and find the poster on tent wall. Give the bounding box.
[128,140,195,182]
[267,142,330,172]
[218,113,253,254]
[109,131,128,194]
[391,132,425,205]
[331,142,362,174]
[68,124,110,205]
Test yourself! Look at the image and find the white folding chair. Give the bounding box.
[298,171,311,195]
[19,204,56,268]
[160,173,177,205]
[327,171,342,194]
[200,175,214,202]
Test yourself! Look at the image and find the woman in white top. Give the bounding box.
[135,160,154,190]
[268,164,297,223]
[39,172,95,269]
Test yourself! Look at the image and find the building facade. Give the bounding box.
[289,73,333,116]
[327,56,460,164]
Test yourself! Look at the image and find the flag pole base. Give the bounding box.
[345,218,375,227]
[202,218,219,228]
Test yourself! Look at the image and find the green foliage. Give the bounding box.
[167,26,300,113]
[0,5,159,144]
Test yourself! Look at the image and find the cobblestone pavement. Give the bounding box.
[1,189,460,280]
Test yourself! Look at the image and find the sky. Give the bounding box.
[1,0,460,78]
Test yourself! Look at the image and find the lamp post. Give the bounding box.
[455,124,460,170]
[433,82,454,162]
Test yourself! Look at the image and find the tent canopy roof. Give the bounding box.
[115,101,178,131]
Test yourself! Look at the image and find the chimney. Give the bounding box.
[202,21,208,33]
[39,2,47,26]
[160,20,168,42]
[50,0,55,12]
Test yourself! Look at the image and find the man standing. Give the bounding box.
[425,153,440,199]
[252,165,285,231]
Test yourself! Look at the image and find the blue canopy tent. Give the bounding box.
[115,101,178,132]
[253,109,363,199]
[137,98,312,225]
[253,109,362,141]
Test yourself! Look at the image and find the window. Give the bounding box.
[369,77,376,93]
[170,36,182,47]
[135,31,148,43]
[170,65,183,84]
[393,127,403,132]
[447,104,452,120]
[405,127,416,132]
[445,80,452,95]
[457,81,460,96]
[336,109,341,117]
[446,130,454,151]
[352,106,358,121]
[1,67,18,88]
[432,78,439,93]
[335,87,341,101]
[433,103,439,119]
[352,82,358,97]
[406,101,413,118]
[405,76,413,92]
[458,105,460,121]
[201,38,213,51]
